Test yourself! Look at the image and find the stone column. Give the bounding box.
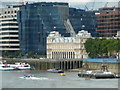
[71,52,73,59]
[59,52,61,59]
[68,52,69,59]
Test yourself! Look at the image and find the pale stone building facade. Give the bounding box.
[116,31,120,37]
[47,30,91,59]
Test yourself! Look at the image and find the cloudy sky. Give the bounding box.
[0,0,120,10]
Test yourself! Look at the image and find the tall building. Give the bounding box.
[47,30,91,59]
[96,7,120,37]
[0,5,21,55]
[18,2,97,56]
[18,2,70,55]
[69,8,98,37]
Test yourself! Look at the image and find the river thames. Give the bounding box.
[0,70,119,88]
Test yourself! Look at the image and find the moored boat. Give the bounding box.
[78,70,117,79]
[47,69,64,73]
[0,61,14,71]
[10,62,34,70]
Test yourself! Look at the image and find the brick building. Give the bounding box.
[96,7,120,37]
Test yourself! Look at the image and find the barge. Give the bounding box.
[78,71,119,79]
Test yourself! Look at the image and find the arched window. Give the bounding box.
[4,11,7,14]
[14,10,17,13]
[8,11,10,14]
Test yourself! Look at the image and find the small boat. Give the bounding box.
[20,75,49,80]
[78,70,116,79]
[10,63,34,70]
[0,61,14,71]
[115,74,120,78]
[60,73,66,76]
[84,78,91,80]
[22,74,32,78]
[47,69,64,73]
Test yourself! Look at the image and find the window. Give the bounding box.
[14,10,17,13]
[4,11,7,14]
[8,11,10,14]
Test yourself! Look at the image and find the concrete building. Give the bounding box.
[47,30,91,59]
[96,7,120,37]
[0,5,21,54]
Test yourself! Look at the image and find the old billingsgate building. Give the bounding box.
[47,30,91,59]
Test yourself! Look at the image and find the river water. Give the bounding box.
[0,70,119,88]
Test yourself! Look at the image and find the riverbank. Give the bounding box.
[1,58,120,74]
[1,58,83,71]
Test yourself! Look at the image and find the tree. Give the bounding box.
[19,52,24,57]
[28,51,34,58]
[84,38,120,58]
[2,51,9,58]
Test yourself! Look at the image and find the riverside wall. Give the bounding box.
[1,58,83,70]
[1,58,119,73]
[84,62,120,74]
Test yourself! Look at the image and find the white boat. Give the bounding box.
[0,61,14,71]
[20,75,49,80]
[10,63,33,70]
[47,69,64,73]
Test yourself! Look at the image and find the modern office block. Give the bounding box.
[96,7,120,37]
[18,2,97,55]
[18,2,70,55]
[0,5,21,54]
[69,8,98,37]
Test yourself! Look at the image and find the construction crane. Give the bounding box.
[84,5,89,11]
[84,0,95,11]
[104,2,108,8]
[91,0,95,10]
[84,2,89,11]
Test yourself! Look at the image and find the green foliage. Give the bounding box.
[28,51,34,57]
[84,38,120,58]
[2,50,46,59]
[19,52,24,57]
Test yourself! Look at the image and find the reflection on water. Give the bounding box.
[1,70,119,88]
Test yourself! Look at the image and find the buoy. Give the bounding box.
[84,78,91,80]
[60,73,65,76]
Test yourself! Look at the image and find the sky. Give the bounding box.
[0,0,120,10]
[1,0,120,3]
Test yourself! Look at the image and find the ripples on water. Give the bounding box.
[0,70,119,88]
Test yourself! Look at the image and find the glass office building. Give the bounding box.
[18,2,97,55]
[18,2,70,55]
[69,8,98,37]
